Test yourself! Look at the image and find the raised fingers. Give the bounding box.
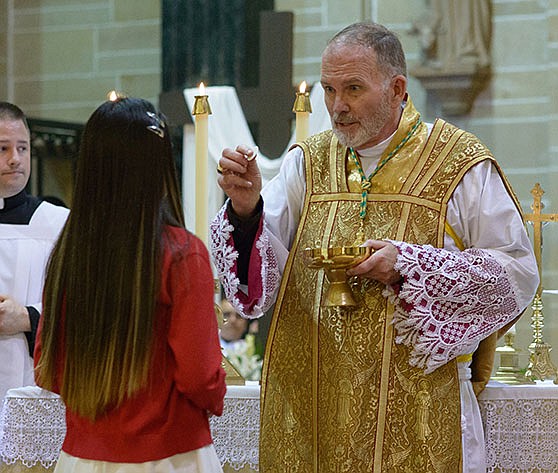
[218,149,246,175]
[235,144,258,161]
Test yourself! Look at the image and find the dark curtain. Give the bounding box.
[162,0,274,91]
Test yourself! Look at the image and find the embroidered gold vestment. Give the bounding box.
[259,101,498,472]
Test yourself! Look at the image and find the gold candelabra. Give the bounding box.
[523,183,558,382]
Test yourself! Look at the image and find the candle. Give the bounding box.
[292,81,312,142]
[192,82,212,245]
[107,90,125,101]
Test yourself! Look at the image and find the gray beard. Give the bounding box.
[331,119,386,149]
[330,100,392,149]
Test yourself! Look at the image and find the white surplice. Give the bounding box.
[0,201,68,400]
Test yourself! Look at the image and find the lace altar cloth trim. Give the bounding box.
[209,397,260,471]
[0,396,66,469]
[0,390,260,471]
[479,384,558,473]
[3,383,558,473]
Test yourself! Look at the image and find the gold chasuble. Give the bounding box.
[259,100,496,473]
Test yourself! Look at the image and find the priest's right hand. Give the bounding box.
[217,144,262,218]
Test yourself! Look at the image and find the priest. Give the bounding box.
[211,22,538,473]
[0,102,69,400]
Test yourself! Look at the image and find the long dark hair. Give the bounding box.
[36,97,184,420]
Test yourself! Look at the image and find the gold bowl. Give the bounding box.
[303,246,372,307]
[304,245,371,269]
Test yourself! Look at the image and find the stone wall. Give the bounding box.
[0,0,8,99]
[3,0,160,122]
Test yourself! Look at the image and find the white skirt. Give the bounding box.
[55,445,223,473]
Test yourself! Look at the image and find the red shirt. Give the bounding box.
[34,227,226,462]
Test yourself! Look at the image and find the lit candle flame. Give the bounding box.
[199,82,206,96]
[108,90,118,101]
[299,81,307,94]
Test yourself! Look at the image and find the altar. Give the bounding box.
[2,381,558,473]
[0,384,260,473]
[479,380,558,473]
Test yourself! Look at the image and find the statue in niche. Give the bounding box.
[409,11,440,68]
[410,0,492,71]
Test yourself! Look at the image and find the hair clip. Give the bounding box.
[146,111,166,138]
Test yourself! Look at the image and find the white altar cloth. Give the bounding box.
[3,381,558,473]
[0,384,260,472]
[478,380,558,473]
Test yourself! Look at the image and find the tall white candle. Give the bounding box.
[192,82,212,245]
[293,81,312,142]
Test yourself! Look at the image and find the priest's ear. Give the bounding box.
[389,75,407,106]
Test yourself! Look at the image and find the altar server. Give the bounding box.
[0,102,68,400]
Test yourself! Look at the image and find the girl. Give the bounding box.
[34,97,226,473]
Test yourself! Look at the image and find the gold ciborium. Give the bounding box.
[303,246,372,307]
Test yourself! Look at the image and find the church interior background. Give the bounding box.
[1,0,558,376]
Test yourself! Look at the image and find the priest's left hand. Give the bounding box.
[346,240,401,286]
[0,295,31,334]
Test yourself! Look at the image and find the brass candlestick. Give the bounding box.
[304,246,372,307]
[493,328,534,385]
[524,294,558,382]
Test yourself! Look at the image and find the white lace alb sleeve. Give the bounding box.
[385,242,522,373]
[210,204,281,319]
[210,148,306,318]
[385,160,538,373]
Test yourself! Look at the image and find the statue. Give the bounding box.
[409,11,440,68]
[410,0,492,70]
[409,0,492,115]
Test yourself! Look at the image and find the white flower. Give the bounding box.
[222,334,263,381]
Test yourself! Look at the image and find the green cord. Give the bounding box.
[349,117,422,222]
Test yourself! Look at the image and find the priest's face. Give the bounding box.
[320,43,406,150]
[0,118,30,198]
